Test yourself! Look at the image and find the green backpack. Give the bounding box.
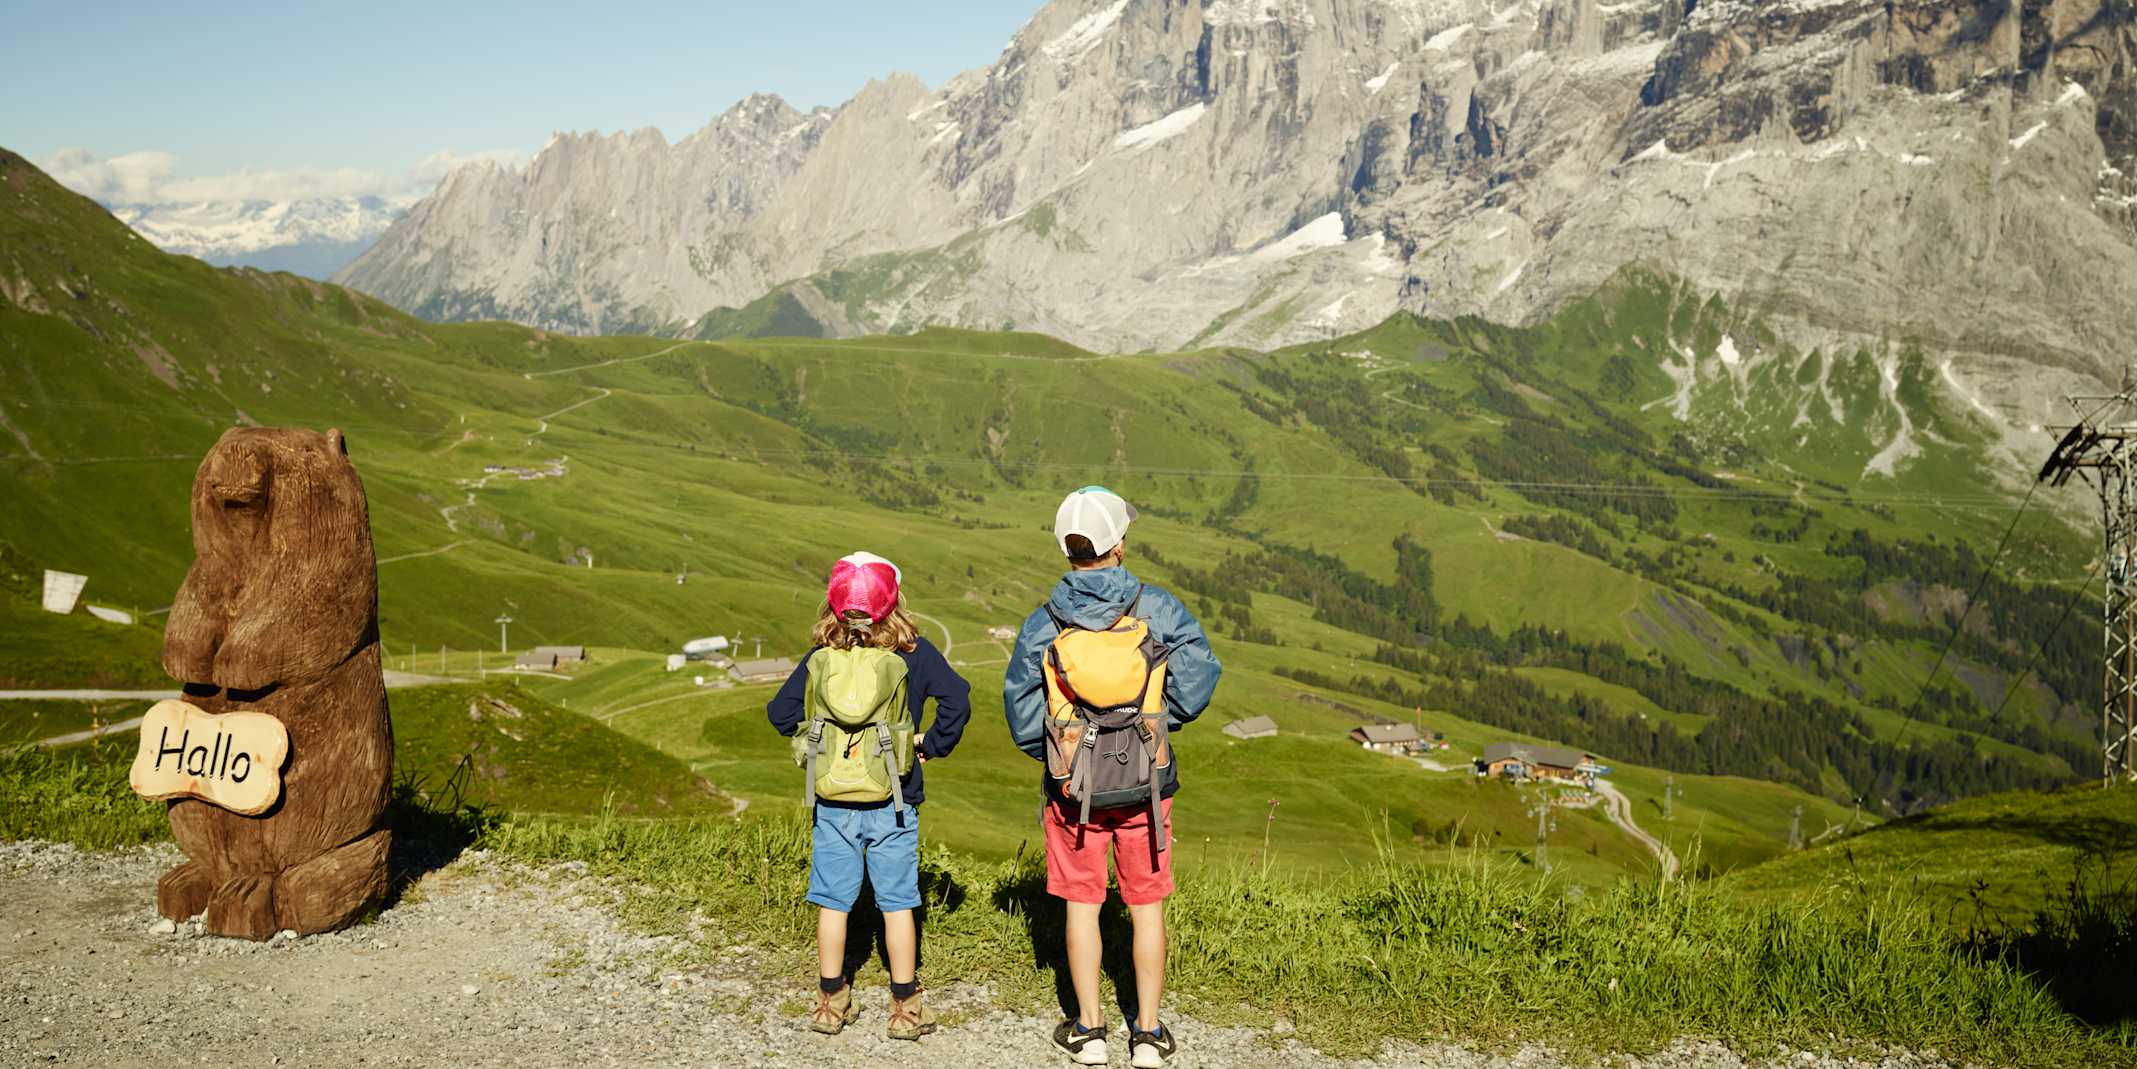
[793,646,915,814]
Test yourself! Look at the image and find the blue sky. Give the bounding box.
[3,0,1033,202]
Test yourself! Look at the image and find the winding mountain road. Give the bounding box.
[1594,780,1680,880]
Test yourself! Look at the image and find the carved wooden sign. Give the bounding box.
[129,700,289,816]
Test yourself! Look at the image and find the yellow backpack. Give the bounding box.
[1043,588,1173,841]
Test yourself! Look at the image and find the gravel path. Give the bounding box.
[1,841,1956,1069]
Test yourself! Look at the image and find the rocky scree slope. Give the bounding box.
[338,0,2136,430]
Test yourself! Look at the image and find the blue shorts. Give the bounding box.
[807,804,921,913]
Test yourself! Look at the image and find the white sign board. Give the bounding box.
[41,570,87,614]
[129,700,289,816]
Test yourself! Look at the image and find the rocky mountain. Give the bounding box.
[110,195,407,278]
[338,0,2137,431]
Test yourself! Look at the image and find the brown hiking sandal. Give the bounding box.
[886,986,938,1040]
[809,985,859,1035]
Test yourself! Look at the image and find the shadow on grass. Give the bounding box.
[1969,850,2137,1026]
[990,839,1144,1025]
[1879,812,2137,855]
[382,754,497,912]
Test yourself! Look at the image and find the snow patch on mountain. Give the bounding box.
[1115,103,1208,151]
[335,0,2137,384]
[1042,0,1127,61]
[1249,212,1348,262]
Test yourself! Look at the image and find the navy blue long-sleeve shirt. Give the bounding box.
[767,635,971,808]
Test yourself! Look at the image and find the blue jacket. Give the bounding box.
[1003,566,1221,801]
[767,635,971,808]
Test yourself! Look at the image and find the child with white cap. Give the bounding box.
[1004,487,1222,1068]
[768,551,971,1040]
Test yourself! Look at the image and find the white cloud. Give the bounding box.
[37,146,525,207]
[40,147,180,203]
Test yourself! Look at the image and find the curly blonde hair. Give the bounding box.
[811,599,919,652]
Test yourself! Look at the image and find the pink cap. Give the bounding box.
[827,551,902,622]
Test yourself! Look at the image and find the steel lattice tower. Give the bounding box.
[2039,392,2137,786]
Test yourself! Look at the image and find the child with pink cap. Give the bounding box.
[767,551,970,1040]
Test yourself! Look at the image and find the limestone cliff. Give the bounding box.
[337,0,2137,419]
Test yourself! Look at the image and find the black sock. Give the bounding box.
[819,975,846,995]
[890,978,921,1000]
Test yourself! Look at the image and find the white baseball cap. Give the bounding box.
[1054,486,1137,560]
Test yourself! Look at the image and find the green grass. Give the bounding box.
[483,806,2130,1066]
[0,145,2102,883]
[0,740,168,847]
[385,682,728,817]
[0,586,169,689]
[0,698,149,747]
[3,674,2127,1062]
[0,681,720,848]
[1724,784,2137,929]
[512,638,1721,880]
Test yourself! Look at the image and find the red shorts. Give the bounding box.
[1043,797,1174,906]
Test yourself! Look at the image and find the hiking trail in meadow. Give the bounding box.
[2,840,1940,1069]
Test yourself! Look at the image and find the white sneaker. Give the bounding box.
[1130,1022,1176,1068]
[1053,1020,1109,1065]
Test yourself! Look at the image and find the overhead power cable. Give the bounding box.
[1892,479,2042,749]
[1986,556,2102,724]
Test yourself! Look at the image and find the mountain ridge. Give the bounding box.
[336,0,2137,424]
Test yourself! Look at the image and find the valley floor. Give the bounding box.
[5,840,1967,1069]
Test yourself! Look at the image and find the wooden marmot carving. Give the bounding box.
[157,426,393,939]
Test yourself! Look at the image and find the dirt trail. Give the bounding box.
[3,841,1916,1069]
[523,340,699,381]
[412,339,700,557]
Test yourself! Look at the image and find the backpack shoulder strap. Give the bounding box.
[1116,585,1145,628]
[877,720,906,818]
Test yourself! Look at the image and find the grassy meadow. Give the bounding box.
[6,712,2129,1066]
[4,144,2136,1059]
